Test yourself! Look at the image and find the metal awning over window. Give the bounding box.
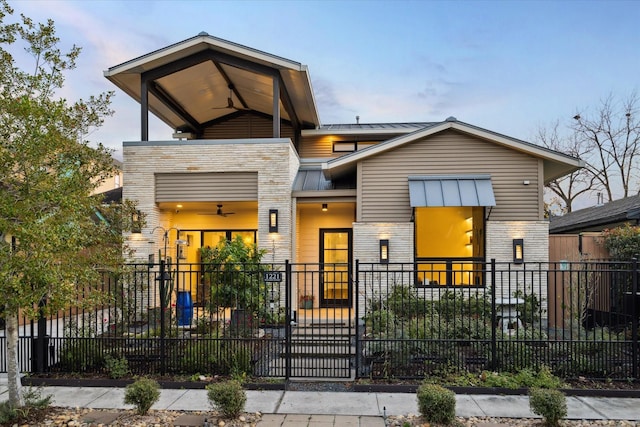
[408,175,496,207]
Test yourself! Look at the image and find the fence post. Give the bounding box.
[490,258,497,370]
[285,260,291,380]
[159,260,167,376]
[31,298,48,373]
[632,258,638,379]
[354,259,360,379]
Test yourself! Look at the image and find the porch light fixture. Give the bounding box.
[380,239,389,263]
[322,203,328,212]
[513,238,524,264]
[131,210,142,234]
[269,209,278,233]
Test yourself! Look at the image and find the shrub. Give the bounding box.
[124,378,160,415]
[180,340,219,373]
[416,383,456,425]
[0,387,51,424]
[364,309,398,335]
[207,380,246,419]
[529,388,567,426]
[58,338,104,372]
[104,354,129,379]
[384,285,431,319]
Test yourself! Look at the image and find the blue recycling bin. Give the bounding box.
[176,291,193,326]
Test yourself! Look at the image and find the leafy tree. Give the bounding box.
[0,2,136,406]
[601,224,640,260]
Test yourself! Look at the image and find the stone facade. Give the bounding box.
[486,220,550,311]
[123,139,298,264]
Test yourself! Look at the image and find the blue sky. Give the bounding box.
[9,0,640,167]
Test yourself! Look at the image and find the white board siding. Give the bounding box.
[359,130,541,222]
[155,172,258,202]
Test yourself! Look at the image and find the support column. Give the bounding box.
[272,77,280,138]
[141,79,149,141]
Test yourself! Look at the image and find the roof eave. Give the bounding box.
[322,120,584,181]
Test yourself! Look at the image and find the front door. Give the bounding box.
[319,229,352,307]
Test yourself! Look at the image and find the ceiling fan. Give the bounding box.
[215,204,235,217]
[212,84,250,111]
[196,204,236,217]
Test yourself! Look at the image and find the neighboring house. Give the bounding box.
[549,194,640,234]
[92,158,123,195]
[549,196,640,326]
[104,33,582,309]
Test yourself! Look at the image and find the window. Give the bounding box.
[414,206,484,286]
[333,141,377,153]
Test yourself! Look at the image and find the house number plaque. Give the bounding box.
[263,272,283,282]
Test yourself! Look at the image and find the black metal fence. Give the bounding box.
[357,259,639,380]
[1,259,638,381]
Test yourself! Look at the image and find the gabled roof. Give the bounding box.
[104,33,320,132]
[322,117,584,183]
[549,194,640,234]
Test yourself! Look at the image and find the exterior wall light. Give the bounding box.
[513,238,524,264]
[131,210,142,234]
[322,203,328,212]
[269,209,278,233]
[380,239,389,263]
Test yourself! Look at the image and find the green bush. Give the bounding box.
[124,378,160,415]
[58,339,105,372]
[104,354,129,379]
[0,387,51,424]
[384,285,432,319]
[529,388,567,426]
[416,383,456,425]
[364,309,399,335]
[180,340,220,373]
[207,379,246,419]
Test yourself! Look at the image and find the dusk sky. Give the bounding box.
[10,0,640,187]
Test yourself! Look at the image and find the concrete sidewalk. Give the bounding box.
[1,378,639,426]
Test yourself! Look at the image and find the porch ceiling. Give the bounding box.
[104,33,320,134]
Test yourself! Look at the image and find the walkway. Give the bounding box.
[1,376,639,426]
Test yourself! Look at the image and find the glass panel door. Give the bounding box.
[320,229,352,307]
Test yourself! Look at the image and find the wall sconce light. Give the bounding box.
[269,209,278,233]
[131,210,142,234]
[380,239,389,263]
[513,238,524,264]
[322,203,328,212]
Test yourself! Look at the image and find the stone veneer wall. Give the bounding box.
[486,220,550,312]
[123,139,299,264]
[353,222,414,318]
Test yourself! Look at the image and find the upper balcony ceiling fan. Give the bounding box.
[212,84,250,111]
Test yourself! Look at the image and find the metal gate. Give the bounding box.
[284,262,354,379]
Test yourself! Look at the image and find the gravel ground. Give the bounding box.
[14,408,639,427]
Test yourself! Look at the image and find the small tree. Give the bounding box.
[0,2,137,407]
[602,224,640,260]
[200,235,267,314]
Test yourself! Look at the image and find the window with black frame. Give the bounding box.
[414,206,485,286]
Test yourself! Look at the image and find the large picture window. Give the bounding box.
[414,206,485,286]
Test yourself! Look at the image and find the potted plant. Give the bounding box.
[200,236,267,334]
[300,294,314,309]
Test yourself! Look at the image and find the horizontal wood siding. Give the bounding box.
[155,172,258,202]
[298,135,392,159]
[296,203,355,263]
[202,113,294,139]
[360,130,540,221]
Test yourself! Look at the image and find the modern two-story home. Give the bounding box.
[105,33,582,311]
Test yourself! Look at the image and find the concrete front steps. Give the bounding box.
[283,320,356,379]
